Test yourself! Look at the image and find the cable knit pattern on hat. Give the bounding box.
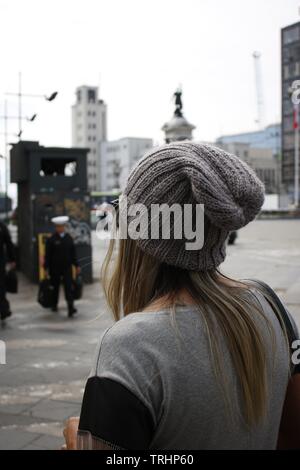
[121,141,265,271]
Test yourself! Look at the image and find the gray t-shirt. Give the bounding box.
[79,287,296,450]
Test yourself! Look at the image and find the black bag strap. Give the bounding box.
[244,278,299,375]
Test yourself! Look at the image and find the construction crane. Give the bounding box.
[253,51,265,129]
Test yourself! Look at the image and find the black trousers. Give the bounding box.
[0,264,10,319]
[50,268,74,307]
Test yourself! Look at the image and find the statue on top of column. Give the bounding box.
[174,88,183,117]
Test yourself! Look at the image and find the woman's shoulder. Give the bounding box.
[90,313,169,380]
[101,310,170,344]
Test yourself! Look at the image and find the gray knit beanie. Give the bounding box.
[121,141,265,271]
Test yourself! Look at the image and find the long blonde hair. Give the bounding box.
[101,235,289,427]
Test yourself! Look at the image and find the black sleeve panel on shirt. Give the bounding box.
[78,376,155,450]
[294,363,300,375]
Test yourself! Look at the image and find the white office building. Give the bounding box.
[215,141,281,194]
[72,85,107,191]
[216,124,281,157]
[100,137,153,192]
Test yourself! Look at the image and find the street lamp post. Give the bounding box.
[5,72,58,139]
[1,72,58,221]
[0,99,37,220]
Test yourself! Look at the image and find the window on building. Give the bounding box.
[283,133,295,149]
[284,115,293,132]
[284,65,290,80]
[285,62,300,79]
[40,157,77,177]
[283,26,300,45]
[283,98,293,116]
[88,89,96,103]
[77,90,81,103]
[283,44,300,64]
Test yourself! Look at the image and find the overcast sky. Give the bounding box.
[0,0,299,193]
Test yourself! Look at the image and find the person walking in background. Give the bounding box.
[0,221,16,323]
[44,216,80,318]
[62,142,300,450]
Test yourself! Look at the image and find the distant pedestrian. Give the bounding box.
[63,142,300,450]
[0,221,16,323]
[44,216,80,317]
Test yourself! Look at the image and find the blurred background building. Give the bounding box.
[216,123,282,196]
[282,21,300,205]
[72,85,107,192]
[215,141,280,195]
[216,123,281,156]
[72,85,153,194]
[100,137,153,192]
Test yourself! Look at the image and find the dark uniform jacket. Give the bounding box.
[0,223,16,315]
[44,233,78,275]
[0,222,16,268]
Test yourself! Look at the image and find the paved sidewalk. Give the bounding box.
[0,220,299,449]
[0,277,113,449]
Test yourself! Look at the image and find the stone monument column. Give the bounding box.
[162,88,196,143]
